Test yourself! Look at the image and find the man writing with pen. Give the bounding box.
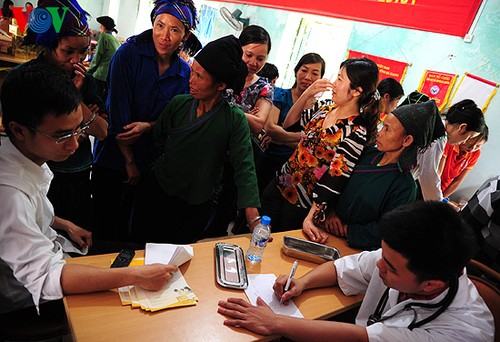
[218,201,494,341]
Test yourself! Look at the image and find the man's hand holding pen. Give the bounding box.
[274,260,303,305]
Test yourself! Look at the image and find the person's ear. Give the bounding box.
[216,82,227,92]
[421,279,446,293]
[9,122,28,141]
[457,123,467,133]
[352,86,363,98]
[383,93,391,102]
[182,31,191,42]
[402,135,414,147]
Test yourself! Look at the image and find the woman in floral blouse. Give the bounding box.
[260,57,381,236]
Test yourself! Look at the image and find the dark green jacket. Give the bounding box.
[153,94,260,208]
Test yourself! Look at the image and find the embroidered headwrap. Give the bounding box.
[150,0,197,31]
[23,0,90,49]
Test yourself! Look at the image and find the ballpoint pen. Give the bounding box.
[280,260,298,304]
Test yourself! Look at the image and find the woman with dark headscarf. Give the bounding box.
[87,15,121,100]
[317,101,445,249]
[132,35,260,244]
[92,0,198,242]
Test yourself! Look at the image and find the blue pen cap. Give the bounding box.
[261,216,271,226]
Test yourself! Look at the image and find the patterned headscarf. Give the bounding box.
[150,0,197,31]
[23,0,90,49]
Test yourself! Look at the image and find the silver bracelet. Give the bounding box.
[246,215,261,228]
[84,112,97,126]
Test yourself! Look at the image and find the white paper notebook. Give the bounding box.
[245,274,303,318]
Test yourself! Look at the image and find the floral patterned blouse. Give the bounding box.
[276,104,368,209]
[224,76,274,112]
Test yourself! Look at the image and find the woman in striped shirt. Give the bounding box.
[260,57,381,234]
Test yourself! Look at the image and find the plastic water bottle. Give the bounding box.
[246,216,271,263]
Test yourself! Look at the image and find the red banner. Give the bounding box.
[218,0,483,37]
[417,70,458,110]
[346,50,408,83]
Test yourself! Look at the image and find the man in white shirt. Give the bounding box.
[0,64,177,324]
[218,201,494,341]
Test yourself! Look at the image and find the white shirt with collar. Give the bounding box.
[334,249,494,342]
[0,139,85,314]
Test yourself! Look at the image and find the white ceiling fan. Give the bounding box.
[219,7,249,31]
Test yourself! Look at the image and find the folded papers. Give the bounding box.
[118,244,197,312]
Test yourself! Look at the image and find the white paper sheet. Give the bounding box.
[245,274,303,318]
[144,243,194,267]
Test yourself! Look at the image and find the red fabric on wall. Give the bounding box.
[218,0,483,37]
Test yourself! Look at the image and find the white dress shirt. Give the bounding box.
[0,139,85,313]
[335,249,494,341]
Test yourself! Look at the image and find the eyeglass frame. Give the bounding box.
[25,122,90,144]
[25,113,97,145]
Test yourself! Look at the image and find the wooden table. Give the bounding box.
[64,230,363,341]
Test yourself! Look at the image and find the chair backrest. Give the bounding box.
[468,259,500,342]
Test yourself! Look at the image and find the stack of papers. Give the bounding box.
[118,243,198,312]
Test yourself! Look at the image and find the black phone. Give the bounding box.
[110,249,135,268]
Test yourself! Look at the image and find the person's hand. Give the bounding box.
[273,274,305,304]
[72,62,87,90]
[303,215,328,244]
[66,222,93,249]
[322,210,348,237]
[217,297,278,335]
[302,78,333,99]
[247,107,259,116]
[116,122,152,145]
[133,264,178,291]
[260,134,272,149]
[124,161,141,185]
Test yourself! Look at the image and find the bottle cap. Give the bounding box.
[261,215,271,226]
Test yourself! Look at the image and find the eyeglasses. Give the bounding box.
[26,124,90,144]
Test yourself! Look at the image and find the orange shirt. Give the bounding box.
[440,143,480,192]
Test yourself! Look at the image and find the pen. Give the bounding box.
[280,260,298,304]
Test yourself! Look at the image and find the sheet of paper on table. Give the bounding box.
[245,274,303,318]
[145,243,194,267]
[117,243,197,312]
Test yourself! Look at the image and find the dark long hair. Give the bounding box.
[239,25,271,53]
[292,52,325,88]
[2,0,13,18]
[377,77,404,100]
[340,57,381,145]
[445,99,485,133]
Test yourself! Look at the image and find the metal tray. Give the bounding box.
[282,236,341,264]
[215,242,248,289]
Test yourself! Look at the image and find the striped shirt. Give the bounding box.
[276,105,367,209]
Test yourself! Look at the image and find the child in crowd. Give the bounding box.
[440,125,488,198]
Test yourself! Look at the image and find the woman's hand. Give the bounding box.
[72,62,87,90]
[303,213,328,244]
[116,122,153,145]
[322,210,348,237]
[124,160,141,185]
